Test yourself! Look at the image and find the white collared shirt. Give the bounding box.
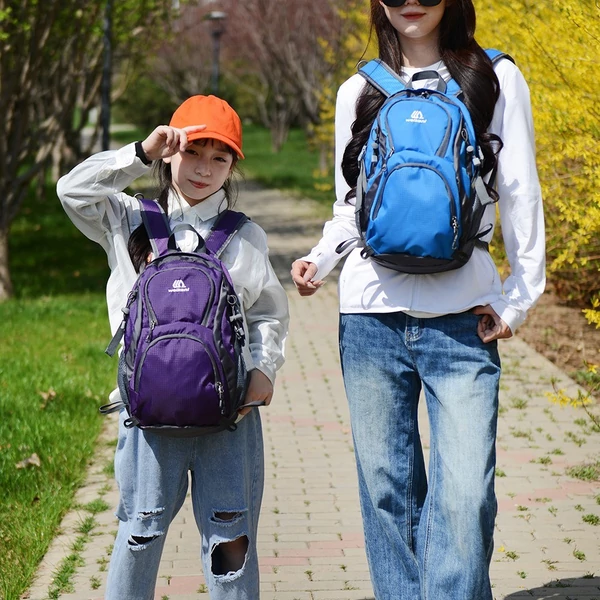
[57,143,289,383]
[301,58,546,333]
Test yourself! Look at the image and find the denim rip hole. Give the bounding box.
[137,507,165,520]
[210,509,246,526]
[211,534,249,579]
[210,510,249,579]
[128,532,164,551]
[127,506,166,550]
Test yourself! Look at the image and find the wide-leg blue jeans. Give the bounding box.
[339,311,501,600]
[105,409,264,600]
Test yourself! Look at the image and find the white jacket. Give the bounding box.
[301,58,545,333]
[57,143,289,384]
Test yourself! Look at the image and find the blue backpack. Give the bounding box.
[346,49,511,274]
[100,198,258,436]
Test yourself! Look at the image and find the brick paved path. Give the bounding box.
[27,184,599,599]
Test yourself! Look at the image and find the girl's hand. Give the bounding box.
[472,305,513,343]
[290,260,324,296]
[238,369,273,416]
[140,125,207,161]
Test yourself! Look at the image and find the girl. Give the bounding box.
[291,1,545,598]
[58,95,289,600]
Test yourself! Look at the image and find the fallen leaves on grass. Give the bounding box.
[15,453,41,469]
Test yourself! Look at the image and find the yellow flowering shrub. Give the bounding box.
[311,1,373,190]
[477,1,600,325]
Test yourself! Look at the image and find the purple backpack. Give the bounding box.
[100,198,254,436]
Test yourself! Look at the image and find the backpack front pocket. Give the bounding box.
[368,158,461,260]
[131,324,227,427]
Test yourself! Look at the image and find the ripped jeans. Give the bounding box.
[105,409,264,600]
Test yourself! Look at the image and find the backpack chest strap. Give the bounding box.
[138,198,249,259]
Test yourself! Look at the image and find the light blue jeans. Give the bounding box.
[105,409,264,600]
[339,311,501,600]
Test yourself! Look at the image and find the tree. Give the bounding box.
[0,1,98,299]
[312,0,373,188]
[132,4,215,113]
[221,0,346,151]
[134,1,349,152]
[0,0,181,301]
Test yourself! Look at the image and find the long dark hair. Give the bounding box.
[341,0,502,200]
[128,140,240,272]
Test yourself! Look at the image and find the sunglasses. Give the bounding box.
[381,0,443,6]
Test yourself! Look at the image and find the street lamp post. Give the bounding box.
[204,11,226,96]
[100,0,113,151]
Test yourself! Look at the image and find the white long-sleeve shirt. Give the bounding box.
[57,143,289,385]
[301,59,545,333]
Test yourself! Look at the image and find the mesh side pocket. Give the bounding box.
[117,352,131,410]
[234,354,249,413]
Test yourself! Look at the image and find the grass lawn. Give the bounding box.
[0,186,115,600]
[241,125,333,205]
[0,123,329,600]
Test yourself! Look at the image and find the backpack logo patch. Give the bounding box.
[169,279,190,293]
[406,110,427,124]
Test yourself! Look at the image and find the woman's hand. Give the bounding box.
[472,305,513,343]
[140,125,207,161]
[290,260,324,296]
[238,369,273,416]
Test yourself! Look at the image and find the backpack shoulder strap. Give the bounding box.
[138,197,171,258]
[446,49,515,98]
[358,58,406,98]
[485,48,515,66]
[205,210,250,258]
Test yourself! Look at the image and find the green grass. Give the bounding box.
[240,124,332,205]
[9,190,111,298]
[0,184,115,600]
[567,462,600,481]
[572,366,600,390]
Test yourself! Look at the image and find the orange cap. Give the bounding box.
[169,95,244,159]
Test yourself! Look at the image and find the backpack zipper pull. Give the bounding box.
[146,319,156,343]
[451,216,459,250]
[216,381,225,412]
[227,295,246,342]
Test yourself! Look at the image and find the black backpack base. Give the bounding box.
[360,241,489,274]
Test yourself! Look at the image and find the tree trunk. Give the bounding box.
[318,143,328,173]
[0,227,14,301]
[270,120,289,153]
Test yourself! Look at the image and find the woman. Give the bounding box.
[291,1,545,598]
